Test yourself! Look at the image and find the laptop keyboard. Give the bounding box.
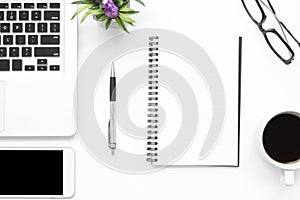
[0,2,63,72]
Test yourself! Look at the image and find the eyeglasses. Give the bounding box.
[241,0,300,64]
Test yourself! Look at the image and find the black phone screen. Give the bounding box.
[0,150,63,195]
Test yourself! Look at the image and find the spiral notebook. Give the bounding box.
[92,29,240,167]
[146,36,160,164]
[145,35,242,167]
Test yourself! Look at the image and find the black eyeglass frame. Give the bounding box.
[241,0,300,65]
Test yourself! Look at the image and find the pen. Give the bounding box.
[108,62,116,154]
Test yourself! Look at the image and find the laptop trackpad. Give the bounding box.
[0,82,4,131]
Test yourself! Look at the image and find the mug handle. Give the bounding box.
[281,170,294,186]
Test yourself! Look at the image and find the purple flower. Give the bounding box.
[102,0,119,19]
[102,0,109,8]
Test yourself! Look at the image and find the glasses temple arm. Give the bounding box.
[266,0,276,14]
[280,22,300,47]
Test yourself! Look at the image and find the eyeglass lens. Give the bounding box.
[265,32,293,61]
[243,0,264,24]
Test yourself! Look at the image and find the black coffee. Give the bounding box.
[263,113,300,164]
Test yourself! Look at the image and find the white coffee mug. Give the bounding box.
[260,111,300,186]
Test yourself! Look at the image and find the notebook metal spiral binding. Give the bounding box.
[146,36,159,164]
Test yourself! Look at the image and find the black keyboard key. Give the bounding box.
[50,23,60,32]
[0,48,7,57]
[0,3,8,9]
[24,3,34,9]
[3,35,13,45]
[25,65,34,71]
[0,60,10,71]
[28,35,38,45]
[7,11,17,20]
[50,3,60,8]
[0,11,4,20]
[11,3,21,9]
[31,11,41,20]
[38,23,47,32]
[34,47,59,57]
[13,23,23,32]
[25,23,35,32]
[16,35,25,45]
[22,47,32,57]
[19,11,29,20]
[9,47,19,57]
[12,59,22,71]
[50,65,60,71]
[41,35,59,45]
[44,11,59,20]
[37,59,47,65]
[0,23,10,32]
[37,66,47,71]
[37,3,47,9]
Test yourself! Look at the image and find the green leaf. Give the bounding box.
[71,0,94,4]
[119,7,134,12]
[134,0,145,6]
[119,13,135,24]
[105,18,112,29]
[120,10,139,15]
[97,14,108,21]
[122,20,134,26]
[96,14,104,19]
[89,5,100,10]
[71,1,85,4]
[81,9,104,23]
[120,1,129,9]
[80,10,92,23]
[71,4,91,20]
[112,0,121,7]
[96,2,102,10]
[119,7,139,14]
[91,9,105,15]
[116,17,129,33]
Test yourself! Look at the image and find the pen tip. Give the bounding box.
[111,62,115,77]
[111,149,115,155]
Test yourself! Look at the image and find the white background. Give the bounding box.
[78,0,300,199]
[2,0,300,199]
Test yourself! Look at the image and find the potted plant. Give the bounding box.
[71,0,145,33]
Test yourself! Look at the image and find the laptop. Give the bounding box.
[0,0,77,137]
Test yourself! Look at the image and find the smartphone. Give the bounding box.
[0,148,75,199]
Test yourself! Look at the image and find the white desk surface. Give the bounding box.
[1,0,300,199]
